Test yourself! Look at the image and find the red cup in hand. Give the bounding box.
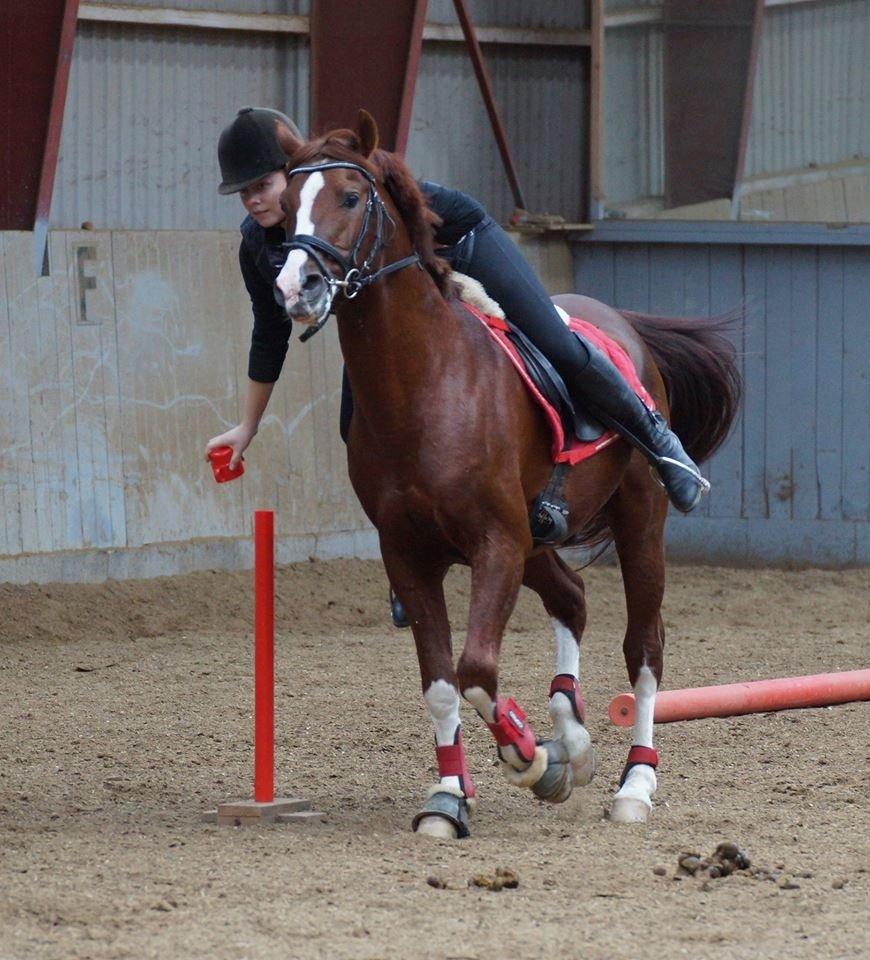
[208,445,244,483]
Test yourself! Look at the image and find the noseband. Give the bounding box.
[282,160,421,341]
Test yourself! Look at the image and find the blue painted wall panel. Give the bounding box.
[706,248,744,521]
[788,248,820,522]
[815,248,845,521]
[571,234,868,565]
[841,250,870,521]
[740,248,769,520]
[763,247,795,522]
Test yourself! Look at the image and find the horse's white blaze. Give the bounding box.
[424,679,462,792]
[612,664,658,817]
[275,171,324,306]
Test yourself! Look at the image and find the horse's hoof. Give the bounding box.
[609,796,652,823]
[571,745,596,786]
[411,790,471,839]
[414,815,458,840]
[531,739,574,804]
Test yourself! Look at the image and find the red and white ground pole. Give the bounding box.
[204,511,324,826]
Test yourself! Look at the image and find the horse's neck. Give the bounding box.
[337,268,464,438]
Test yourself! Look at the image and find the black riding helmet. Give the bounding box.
[217,106,302,195]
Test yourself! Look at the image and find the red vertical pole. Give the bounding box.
[253,510,275,803]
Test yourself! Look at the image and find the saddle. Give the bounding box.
[454,282,656,547]
[503,323,606,444]
[461,301,654,467]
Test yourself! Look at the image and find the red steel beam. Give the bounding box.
[663,0,764,209]
[452,0,528,212]
[309,0,427,154]
[33,0,80,272]
[0,0,79,270]
[588,0,604,220]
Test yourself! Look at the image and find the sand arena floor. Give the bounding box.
[0,559,868,960]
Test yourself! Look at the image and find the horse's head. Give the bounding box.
[273,111,451,331]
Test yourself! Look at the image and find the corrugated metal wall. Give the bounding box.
[426,0,587,29]
[117,0,309,12]
[52,1,589,229]
[407,42,586,223]
[602,20,662,207]
[572,230,869,565]
[746,0,870,178]
[601,0,869,208]
[53,21,309,231]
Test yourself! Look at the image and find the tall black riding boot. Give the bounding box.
[570,347,710,513]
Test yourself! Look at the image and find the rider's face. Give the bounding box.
[239,171,287,228]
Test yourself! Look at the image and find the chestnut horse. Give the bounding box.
[273,113,740,838]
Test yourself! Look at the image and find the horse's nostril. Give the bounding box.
[302,273,324,294]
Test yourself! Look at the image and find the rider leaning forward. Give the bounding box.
[205,107,708,538]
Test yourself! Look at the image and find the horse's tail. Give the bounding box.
[622,309,743,464]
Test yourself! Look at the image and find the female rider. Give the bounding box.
[205,108,708,613]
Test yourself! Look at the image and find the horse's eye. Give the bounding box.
[342,194,360,209]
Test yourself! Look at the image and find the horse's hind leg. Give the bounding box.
[522,551,596,797]
[606,474,668,823]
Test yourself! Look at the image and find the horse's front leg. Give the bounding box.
[456,538,551,795]
[381,547,475,840]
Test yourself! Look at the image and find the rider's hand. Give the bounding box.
[204,424,256,470]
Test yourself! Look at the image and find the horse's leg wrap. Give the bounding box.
[486,696,537,765]
[547,672,595,787]
[435,733,475,799]
[549,674,586,725]
[412,784,473,839]
[618,745,659,788]
[485,697,548,788]
[530,677,591,803]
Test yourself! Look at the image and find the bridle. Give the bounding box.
[281,160,421,341]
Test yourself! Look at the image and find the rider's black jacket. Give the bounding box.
[240,182,486,383]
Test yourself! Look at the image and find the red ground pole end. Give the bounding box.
[253,510,275,803]
[608,669,870,727]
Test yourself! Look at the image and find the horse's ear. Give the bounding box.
[275,119,303,159]
[357,110,379,158]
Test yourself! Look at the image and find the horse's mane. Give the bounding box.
[287,130,455,298]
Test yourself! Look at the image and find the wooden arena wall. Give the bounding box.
[0,228,572,583]
[572,221,869,567]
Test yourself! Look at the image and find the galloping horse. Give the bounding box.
[273,112,740,838]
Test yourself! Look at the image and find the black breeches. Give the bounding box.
[453,217,591,375]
